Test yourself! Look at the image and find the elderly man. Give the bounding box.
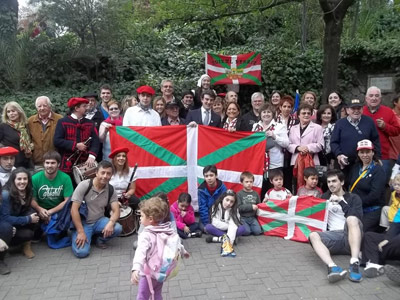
[54,97,99,181]
[225,91,238,103]
[99,84,113,119]
[70,160,122,258]
[161,102,185,125]
[186,90,221,127]
[241,92,265,131]
[123,85,161,126]
[363,86,400,181]
[27,96,62,169]
[330,99,381,179]
[161,79,175,104]
[0,146,18,186]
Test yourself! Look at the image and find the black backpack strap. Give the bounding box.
[108,184,114,204]
[83,179,94,200]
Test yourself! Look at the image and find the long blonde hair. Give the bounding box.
[2,102,27,124]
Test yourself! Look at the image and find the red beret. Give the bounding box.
[0,146,19,156]
[217,93,226,98]
[136,85,155,96]
[109,147,129,159]
[67,97,89,108]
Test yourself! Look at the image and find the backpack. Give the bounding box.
[80,179,114,219]
[143,225,182,298]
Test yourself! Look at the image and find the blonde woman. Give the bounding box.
[0,102,33,168]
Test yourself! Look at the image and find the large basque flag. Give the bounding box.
[206,52,262,85]
[257,196,328,243]
[109,126,266,209]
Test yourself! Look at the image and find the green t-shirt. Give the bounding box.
[32,170,73,209]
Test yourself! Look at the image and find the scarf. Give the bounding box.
[7,121,34,153]
[252,121,275,173]
[138,102,150,112]
[223,118,237,131]
[104,116,123,126]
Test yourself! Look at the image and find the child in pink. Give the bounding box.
[170,193,202,239]
[131,197,189,300]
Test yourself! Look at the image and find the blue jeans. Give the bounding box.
[381,159,395,184]
[71,217,122,258]
[177,222,201,239]
[241,217,262,236]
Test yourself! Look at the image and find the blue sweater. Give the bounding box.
[330,116,381,163]
[198,179,227,225]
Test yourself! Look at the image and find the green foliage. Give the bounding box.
[0,0,398,113]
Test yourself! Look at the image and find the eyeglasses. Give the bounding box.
[163,85,173,89]
[300,111,311,115]
[109,107,119,111]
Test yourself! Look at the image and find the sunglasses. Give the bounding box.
[109,107,120,111]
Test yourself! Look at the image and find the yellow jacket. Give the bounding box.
[388,191,400,222]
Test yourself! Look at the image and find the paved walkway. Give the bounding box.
[0,233,398,300]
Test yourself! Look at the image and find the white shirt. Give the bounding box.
[123,106,161,126]
[0,167,14,186]
[327,201,346,231]
[109,167,138,198]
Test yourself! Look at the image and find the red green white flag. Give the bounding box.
[257,196,328,243]
[109,125,266,209]
[205,52,262,85]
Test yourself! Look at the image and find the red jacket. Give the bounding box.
[170,201,196,230]
[363,105,400,160]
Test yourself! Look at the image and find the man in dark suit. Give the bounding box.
[186,90,221,127]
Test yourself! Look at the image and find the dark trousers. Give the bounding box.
[0,221,13,260]
[177,222,200,239]
[362,231,400,264]
[362,209,382,233]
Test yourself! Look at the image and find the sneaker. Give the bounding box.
[95,241,108,249]
[364,263,385,278]
[348,262,363,282]
[385,265,400,284]
[327,266,347,283]
[189,230,202,238]
[0,260,10,275]
[205,236,213,243]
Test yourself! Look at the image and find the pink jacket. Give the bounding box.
[287,122,324,166]
[170,201,196,230]
[132,222,183,274]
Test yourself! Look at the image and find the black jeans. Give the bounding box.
[362,231,400,265]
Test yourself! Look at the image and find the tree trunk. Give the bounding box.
[319,0,355,102]
[0,0,18,43]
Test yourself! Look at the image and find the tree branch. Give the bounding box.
[164,0,302,23]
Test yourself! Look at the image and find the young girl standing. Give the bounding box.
[131,197,188,299]
[170,193,202,239]
[205,190,246,257]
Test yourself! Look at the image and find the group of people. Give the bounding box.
[0,75,400,296]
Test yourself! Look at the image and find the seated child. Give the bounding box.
[205,190,246,257]
[131,197,189,299]
[297,167,323,197]
[380,174,400,228]
[170,193,202,239]
[198,165,227,227]
[237,171,262,235]
[264,169,292,202]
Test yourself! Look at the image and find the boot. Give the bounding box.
[0,260,10,275]
[22,242,35,259]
